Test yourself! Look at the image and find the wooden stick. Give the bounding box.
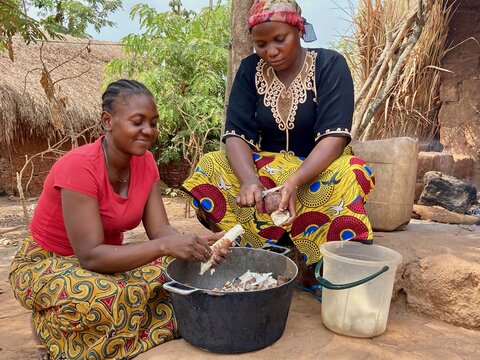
[355,0,425,139]
[352,9,418,138]
[0,225,25,235]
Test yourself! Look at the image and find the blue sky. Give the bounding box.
[89,0,358,48]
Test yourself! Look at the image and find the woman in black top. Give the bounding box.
[181,0,375,287]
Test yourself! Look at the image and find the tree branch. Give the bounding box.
[352,9,418,138]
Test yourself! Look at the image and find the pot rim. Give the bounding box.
[165,247,298,294]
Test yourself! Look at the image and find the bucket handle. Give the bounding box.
[315,265,389,290]
[163,281,201,295]
[261,244,291,256]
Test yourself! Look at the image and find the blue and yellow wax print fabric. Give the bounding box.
[181,149,375,266]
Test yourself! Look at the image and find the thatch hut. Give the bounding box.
[0,35,122,196]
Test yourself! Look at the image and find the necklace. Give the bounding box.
[101,138,130,183]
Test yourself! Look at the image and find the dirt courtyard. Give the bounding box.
[0,195,201,359]
[1,196,479,360]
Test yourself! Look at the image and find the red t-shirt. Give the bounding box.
[30,136,159,255]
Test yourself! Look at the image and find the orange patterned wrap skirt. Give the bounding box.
[9,236,178,359]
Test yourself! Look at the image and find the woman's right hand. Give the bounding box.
[236,177,264,213]
[225,138,264,213]
[159,233,213,262]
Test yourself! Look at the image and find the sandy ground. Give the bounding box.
[0,196,479,359]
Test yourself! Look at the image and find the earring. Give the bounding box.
[101,111,112,132]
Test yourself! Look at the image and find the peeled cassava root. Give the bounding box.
[199,224,245,275]
[271,209,290,226]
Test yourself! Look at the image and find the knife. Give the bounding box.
[261,185,284,198]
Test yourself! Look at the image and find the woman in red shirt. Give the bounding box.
[9,79,224,360]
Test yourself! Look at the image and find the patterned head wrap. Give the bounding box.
[248,0,317,42]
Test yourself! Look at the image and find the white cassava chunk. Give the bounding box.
[199,224,245,275]
[271,209,290,226]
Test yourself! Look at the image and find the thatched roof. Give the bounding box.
[0,35,123,147]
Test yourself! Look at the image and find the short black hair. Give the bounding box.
[102,79,154,113]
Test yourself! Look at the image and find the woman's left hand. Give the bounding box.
[278,181,298,226]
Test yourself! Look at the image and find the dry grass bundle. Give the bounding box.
[348,0,455,141]
[0,35,122,148]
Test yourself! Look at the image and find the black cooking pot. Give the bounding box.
[163,246,298,353]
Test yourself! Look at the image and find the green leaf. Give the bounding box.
[105,1,231,169]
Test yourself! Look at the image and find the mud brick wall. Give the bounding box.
[0,144,193,196]
[0,141,58,197]
[0,138,88,197]
[439,0,480,188]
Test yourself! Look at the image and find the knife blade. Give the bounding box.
[261,185,284,198]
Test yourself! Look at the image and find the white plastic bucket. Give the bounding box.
[319,241,402,338]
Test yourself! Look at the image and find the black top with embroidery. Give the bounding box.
[222,48,354,159]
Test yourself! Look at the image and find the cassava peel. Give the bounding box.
[199,224,245,275]
[263,191,282,214]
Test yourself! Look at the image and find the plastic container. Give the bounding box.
[351,137,419,231]
[319,241,402,338]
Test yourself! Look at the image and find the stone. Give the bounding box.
[416,152,475,194]
[402,253,480,329]
[416,151,435,179]
[441,126,479,158]
[418,171,477,213]
[432,153,454,175]
[440,55,480,81]
[452,154,475,180]
[462,79,480,100]
[439,82,459,102]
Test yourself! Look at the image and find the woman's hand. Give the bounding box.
[201,231,230,266]
[225,138,265,214]
[273,137,348,227]
[159,232,223,262]
[278,180,298,226]
[236,177,265,214]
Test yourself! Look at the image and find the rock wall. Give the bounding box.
[439,0,480,188]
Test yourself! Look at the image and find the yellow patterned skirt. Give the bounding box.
[9,236,178,360]
[181,149,375,266]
